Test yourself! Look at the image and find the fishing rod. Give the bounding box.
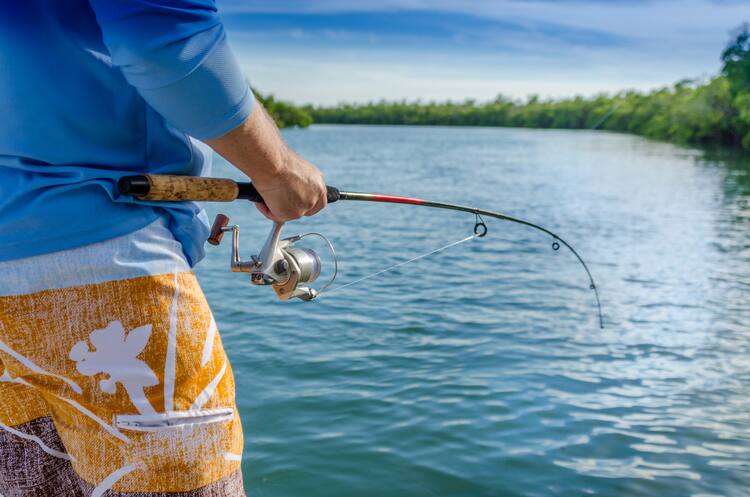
[118,174,604,328]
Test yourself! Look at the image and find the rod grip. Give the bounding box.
[118,174,340,204]
[118,174,239,201]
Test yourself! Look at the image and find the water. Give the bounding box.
[195,125,750,497]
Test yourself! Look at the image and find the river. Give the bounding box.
[195,124,750,497]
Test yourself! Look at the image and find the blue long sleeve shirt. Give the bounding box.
[0,0,253,265]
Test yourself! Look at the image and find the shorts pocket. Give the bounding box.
[115,407,234,432]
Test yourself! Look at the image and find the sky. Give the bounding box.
[219,0,750,105]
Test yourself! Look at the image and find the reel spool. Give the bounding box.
[208,214,336,301]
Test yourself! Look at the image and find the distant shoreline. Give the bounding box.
[263,24,750,153]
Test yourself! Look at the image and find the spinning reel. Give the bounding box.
[207,214,337,301]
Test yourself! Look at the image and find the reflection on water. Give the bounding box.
[196,126,750,497]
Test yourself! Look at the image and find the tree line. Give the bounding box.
[261,24,750,151]
[254,90,313,129]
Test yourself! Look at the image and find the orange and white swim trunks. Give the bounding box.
[0,218,245,496]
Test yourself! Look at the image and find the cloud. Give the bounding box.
[220,0,748,104]
[222,10,629,53]
[222,0,746,43]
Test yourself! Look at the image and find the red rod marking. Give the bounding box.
[368,194,425,205]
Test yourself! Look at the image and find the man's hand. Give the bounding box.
[205,96,327,222]
[251,149,327,221]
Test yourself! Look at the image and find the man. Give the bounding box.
[0,1,326,495]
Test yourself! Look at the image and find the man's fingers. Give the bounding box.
[253,170,327,221]
[254,202,277,221]
[305,191,327,217]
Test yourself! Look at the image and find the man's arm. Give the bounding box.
[204,97,327,221]
[89,0,326,221]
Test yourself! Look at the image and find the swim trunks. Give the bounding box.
[0,218,245,496]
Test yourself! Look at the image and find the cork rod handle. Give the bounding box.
[138,174,240,201]
[118,174,339,204]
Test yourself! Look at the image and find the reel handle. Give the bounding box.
[207,214,230,246]
[118,174,340,204]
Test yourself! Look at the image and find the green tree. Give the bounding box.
[722,23,750,94]
[253,89,313,129]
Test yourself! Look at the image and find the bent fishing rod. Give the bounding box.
[118,174,604,328]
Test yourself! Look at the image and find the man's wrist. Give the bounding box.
[246,145,291,187]
[204,96,291,184]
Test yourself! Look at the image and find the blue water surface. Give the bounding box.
[195,125,750,497]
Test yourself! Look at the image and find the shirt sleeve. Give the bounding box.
[88,0,253,140]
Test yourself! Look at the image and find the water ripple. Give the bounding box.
[196,126,750,497]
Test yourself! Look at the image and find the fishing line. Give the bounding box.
[336,192,605,328]
[316,233,479,298]
[590,101,622,130]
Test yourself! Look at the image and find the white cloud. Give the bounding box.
[224,0,747,104]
